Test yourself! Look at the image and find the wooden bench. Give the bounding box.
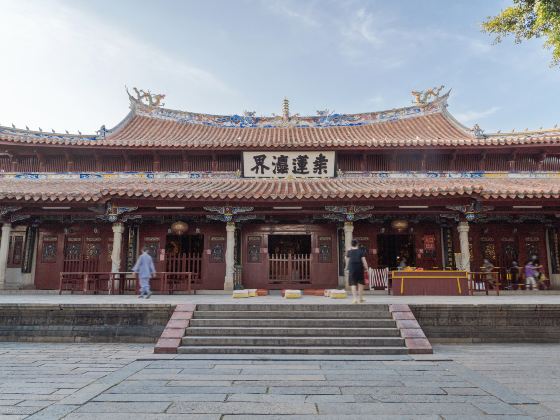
[59,272,197,294]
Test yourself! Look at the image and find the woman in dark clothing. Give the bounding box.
[345,239,369,304]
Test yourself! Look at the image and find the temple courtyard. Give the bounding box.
[0,341,557,419]
[1,293,559,418]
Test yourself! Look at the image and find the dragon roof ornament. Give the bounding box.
[411,85,446,105]
[126,86,165,108]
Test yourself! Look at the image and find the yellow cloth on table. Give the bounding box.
[247,289,257,297]
[232,290,249,298]
[329,289,347,299]
[284,289,302,299]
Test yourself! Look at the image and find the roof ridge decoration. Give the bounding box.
[126,86,166,108]
[131,89,452,129]
[411,85,445,105]
[0,125,99,142]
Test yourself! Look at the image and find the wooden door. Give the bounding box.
[138,225,167,272]
[35,229,64,289]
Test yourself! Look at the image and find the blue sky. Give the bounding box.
[1,0,558,134]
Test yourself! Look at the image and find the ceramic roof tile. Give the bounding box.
[0,177,558,204]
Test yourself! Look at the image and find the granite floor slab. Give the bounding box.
[0,342,558,418]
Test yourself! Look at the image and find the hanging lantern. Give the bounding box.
[391,219,408,232]
[170,221,189,235]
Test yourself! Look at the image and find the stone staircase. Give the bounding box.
[177,304,409,355]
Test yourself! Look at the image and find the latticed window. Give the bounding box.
[185,155,212,171]
[454,154,479,171]
[103,156,126,172]
[129,155,153,172]
[395,153,422,171]
[425,154,451,171]
[216,155,241,171]
[44,155,66,172]
[160,155,182,171]
[73,155,97,172]
[337,154,361,172]
[542,156,560,171]
[485,154,509,171]
[366,154,389,171]
[516,156,538,171]
[18,156,40,172]
[0,156,10,172]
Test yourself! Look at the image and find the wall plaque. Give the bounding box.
[243,151,335,178]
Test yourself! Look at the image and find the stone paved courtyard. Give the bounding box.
[0,343,559,419]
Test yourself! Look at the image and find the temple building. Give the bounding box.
[0,87,559,291]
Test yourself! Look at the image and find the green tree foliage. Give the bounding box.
[482,0,560,66]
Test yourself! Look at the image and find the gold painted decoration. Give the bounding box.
[171,221,189,235]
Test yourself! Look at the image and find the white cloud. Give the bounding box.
[342,8,382,45]
[0,0,236,133]
[264,0,320,27]
[455,106,501,124]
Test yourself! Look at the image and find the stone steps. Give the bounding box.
[194,304,390,311]
[193,310,391,319]
[178,303,410,355]
[185,327,401,337]
[189,318,397,328]
[181,336,405,347]
[177,346,409,355]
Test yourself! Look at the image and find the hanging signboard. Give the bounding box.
[243,151,335,178]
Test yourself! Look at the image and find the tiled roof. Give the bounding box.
[1,177,559,203]
[1,95,559,150]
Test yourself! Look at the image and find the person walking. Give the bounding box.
[133,247,156,299]
[345,239,369,304]
[509,261,520,290]
[524,259,538,291]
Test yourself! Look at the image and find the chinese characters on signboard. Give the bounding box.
[243,151,335,178]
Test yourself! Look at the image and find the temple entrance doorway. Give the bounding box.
[268,234,311,285]
[377,234,415,269]
[242,224,338,290]
[62,235,102,273]
[165,234,203,277]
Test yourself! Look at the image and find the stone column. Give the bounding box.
[344,221,354,251]
[224,222,235,291]
[111,222,125,273]
[342,221,354,287]
[457,221,470,272]
[0,223,12,288]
